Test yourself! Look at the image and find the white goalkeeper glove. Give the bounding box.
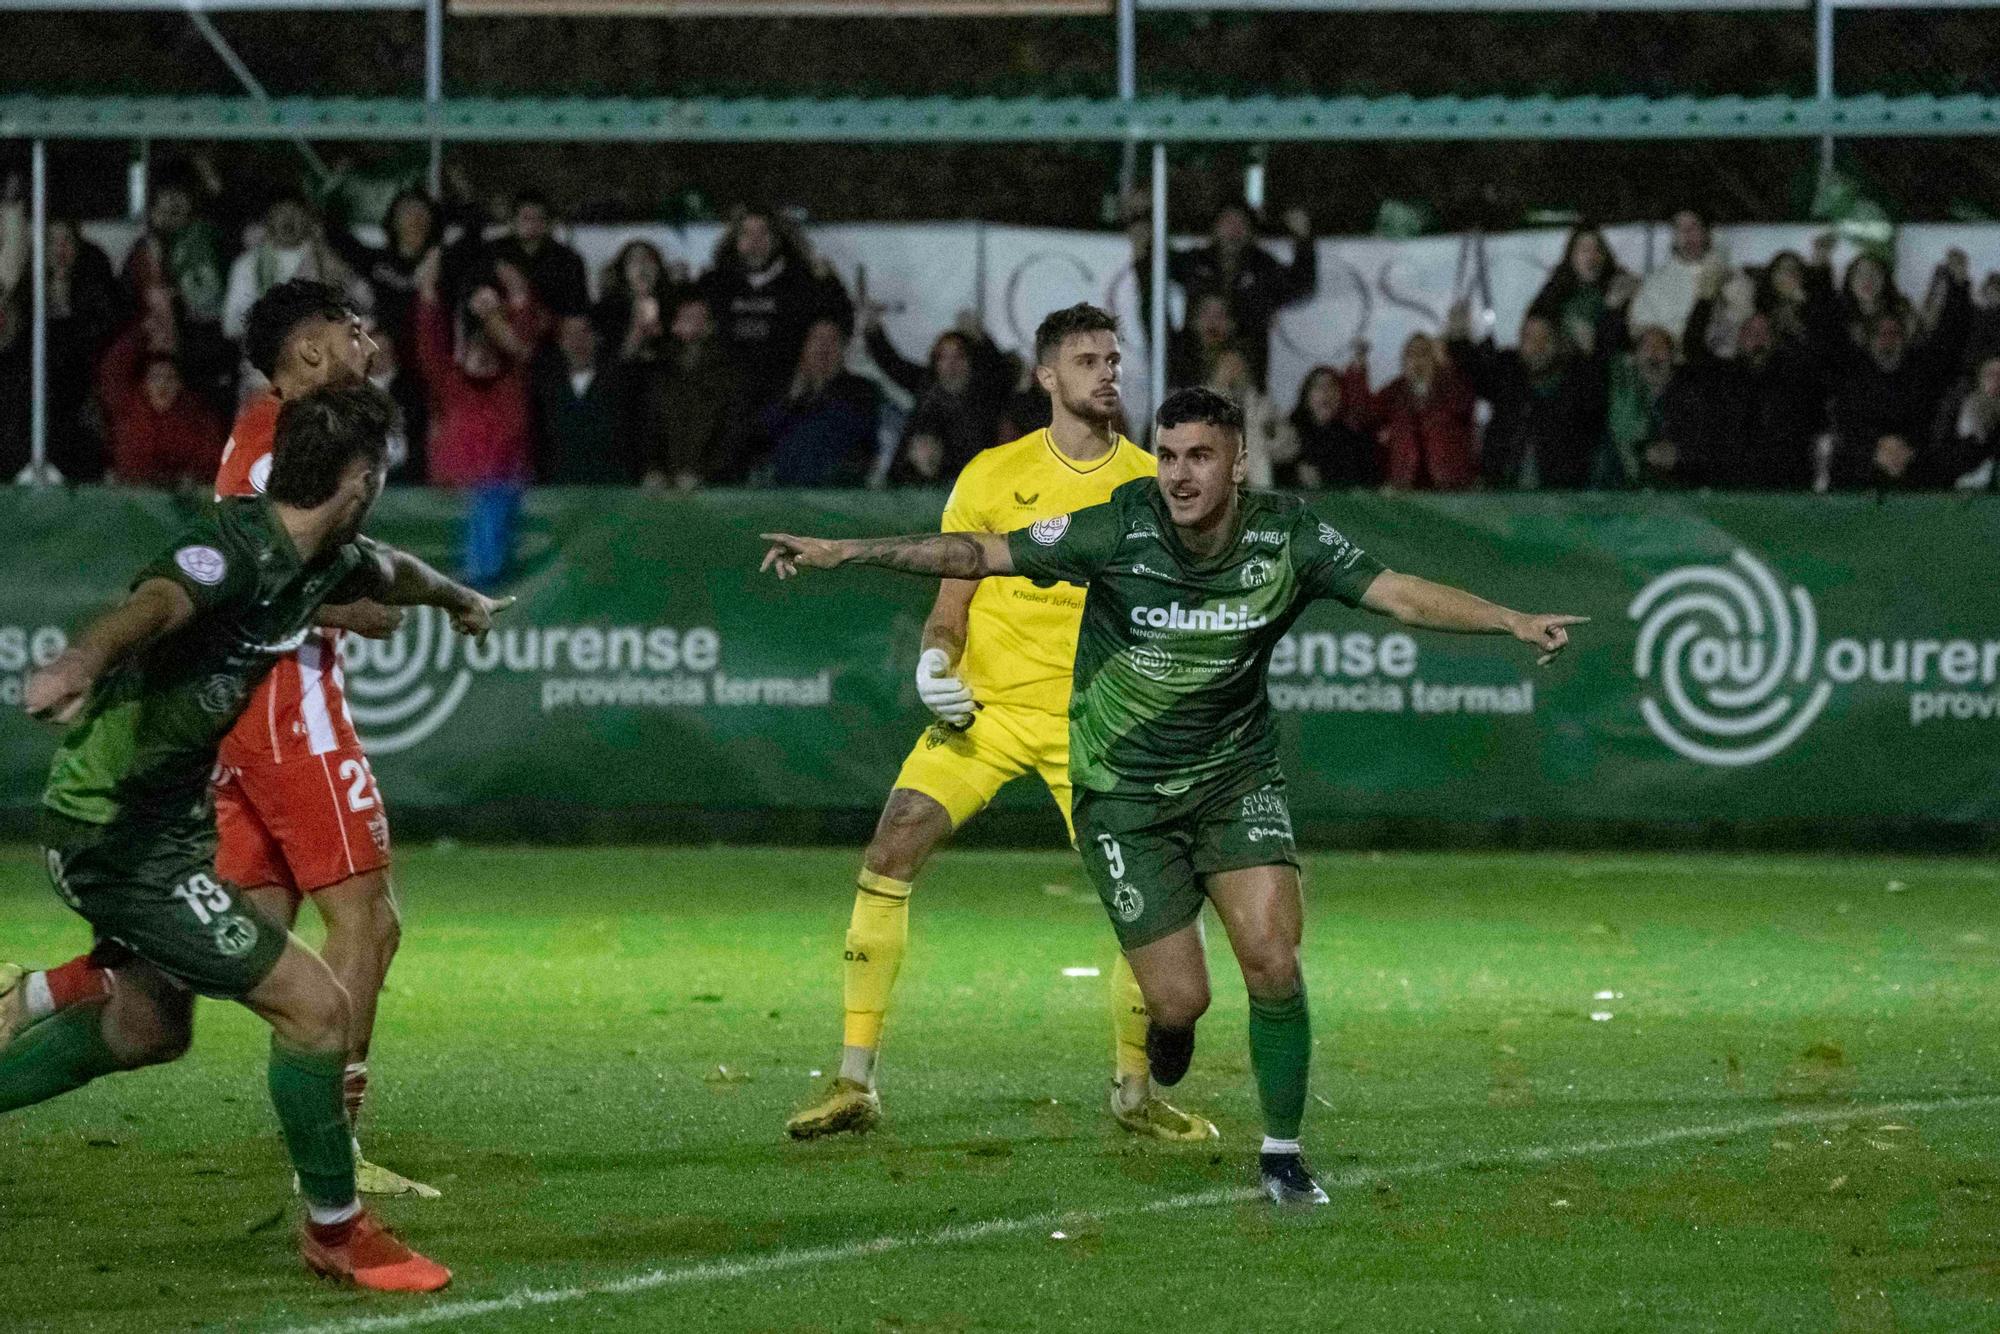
[916,647,977,729]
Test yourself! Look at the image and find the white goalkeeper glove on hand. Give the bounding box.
[916,647,977,729]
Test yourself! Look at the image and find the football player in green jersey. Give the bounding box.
[4,383,509,1290]
[760,386,1586,1205]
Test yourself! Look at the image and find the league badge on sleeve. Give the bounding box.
[1030,515,1072,546]
[1316,523,1362,567]
[175,546,229,586]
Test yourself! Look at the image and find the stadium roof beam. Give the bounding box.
[6,93,2000,143]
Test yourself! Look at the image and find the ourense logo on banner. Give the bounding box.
[1631,549,2000,767]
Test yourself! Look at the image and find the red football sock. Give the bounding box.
[43,956,112,1012]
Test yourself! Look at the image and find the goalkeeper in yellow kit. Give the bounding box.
[787,304,1217,1142]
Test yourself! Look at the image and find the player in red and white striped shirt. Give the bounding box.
[2,280,436,1198]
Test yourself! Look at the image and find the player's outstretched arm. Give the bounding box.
[24,578,194,724]
[1360,570,1588,667]
[759,531,1015,582]
[316,599,405,640]
[356,541,515,640]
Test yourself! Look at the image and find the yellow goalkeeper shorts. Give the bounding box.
[891,704,1074,839]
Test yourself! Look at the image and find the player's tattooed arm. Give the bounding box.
[355,539,515,640]
[915,578,980,727]
[24,578,193,723]
[921,579,977,662]
[759,532,1015,582]
[1360,571,1590,666]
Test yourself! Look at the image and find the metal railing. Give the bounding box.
[3,0,1990,477]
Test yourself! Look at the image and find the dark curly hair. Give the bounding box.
[243,278,355,382]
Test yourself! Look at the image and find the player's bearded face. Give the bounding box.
[1048,333,1122,426]
[310,316,379,389]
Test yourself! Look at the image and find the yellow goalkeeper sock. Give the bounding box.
[841,870,912,1071]
[1111,951,1151,1099]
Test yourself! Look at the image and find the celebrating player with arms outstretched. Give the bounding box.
[1,384,507,1287]
[0,280,434,1196]
[762,386,1586,1202]
[786,304,1214,1144]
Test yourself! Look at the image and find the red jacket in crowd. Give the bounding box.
[97,325,225,487]
[1344,358,1480,491]
[413,291,545,488]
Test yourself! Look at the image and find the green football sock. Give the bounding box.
[0,1003,123,1114]
[1247,983,1311,1142]
[268,1038,357,1209]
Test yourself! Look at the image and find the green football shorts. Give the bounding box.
[39,810,287,999]
[1072,773,1300,950]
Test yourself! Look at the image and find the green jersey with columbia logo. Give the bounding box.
[42,498,372,830]
[1006,479,1385,800]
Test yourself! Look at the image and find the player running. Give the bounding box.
[0,280,434,1197]
[760,386,1586,1203]
[785,304,1215,1144]
[1,383,506,1287]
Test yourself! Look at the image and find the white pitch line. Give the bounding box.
[282,1094,2000,1334]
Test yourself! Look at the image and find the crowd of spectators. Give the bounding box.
[2,161,1997,505]
[0,160,908,495]
[1274,214,2000,493]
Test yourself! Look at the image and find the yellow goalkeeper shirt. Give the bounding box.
[942,429,1157,718]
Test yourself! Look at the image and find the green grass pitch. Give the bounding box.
[3,845,1998,1332]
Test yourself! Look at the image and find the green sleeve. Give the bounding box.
[1005,496,1126,587]
[130,518,255,616]
[322,537,392,605]
[1292,507,1386,607]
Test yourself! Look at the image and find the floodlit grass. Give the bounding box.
[3,845,1998,1332]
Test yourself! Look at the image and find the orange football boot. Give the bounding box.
[300,1210,452,1292]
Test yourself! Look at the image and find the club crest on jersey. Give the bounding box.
[1029,515,1070,546]
[1111,883,1145,923]
[212,914,260,958]
[175,546,228,586]
[1240,557,1276,589]
[248,454,273,496]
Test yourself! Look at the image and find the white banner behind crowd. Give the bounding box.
[80,217,2000,418]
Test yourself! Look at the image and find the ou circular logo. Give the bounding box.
[340,606,474,755]
[1130,644,1175,682]
[1628,550,1833,767]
